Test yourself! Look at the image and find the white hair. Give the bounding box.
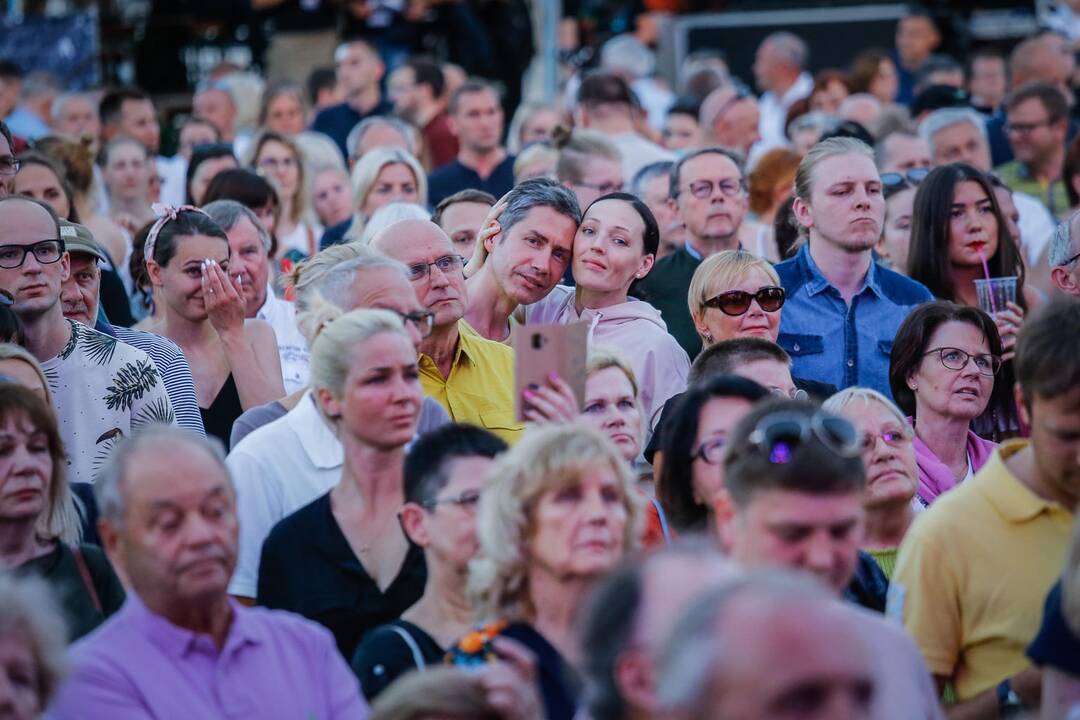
[918,108,988,158]
[1049,210,1080,268]
[600,35,655,79]
[358,202,431,246]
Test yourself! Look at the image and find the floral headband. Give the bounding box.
[143,203,210,266]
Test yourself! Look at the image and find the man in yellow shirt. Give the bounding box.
[890,298,1080,716]
[371,219,523,443]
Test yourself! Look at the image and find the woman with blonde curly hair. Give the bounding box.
[467,423,643,718]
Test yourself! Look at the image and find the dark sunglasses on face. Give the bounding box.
[747,410,862,465]
[880,167,930,189]
[703,286,785,316]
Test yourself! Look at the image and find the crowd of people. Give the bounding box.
[1,4,1080,719]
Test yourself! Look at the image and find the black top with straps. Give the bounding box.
[200,374,243,446]
[351,619,444,700]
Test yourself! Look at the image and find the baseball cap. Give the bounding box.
[58,219,107,263]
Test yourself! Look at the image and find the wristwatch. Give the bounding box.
[997,679,1024,718]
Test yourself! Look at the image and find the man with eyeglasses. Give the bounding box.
[371,218,521,443]
[632,147,749,359]
[996,82,1070,218]
[226,244,451,603]
[353,423,507,699]
[0,120,16,197]
[717,399,944,720]
[890,298,1080,717]
[0,196,177,483]
[1048,209,1080,296]
[203,200,310,395]
[463,178,581,343]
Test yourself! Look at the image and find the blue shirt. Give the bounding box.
[775,244,932,399]
[427,155,515,206]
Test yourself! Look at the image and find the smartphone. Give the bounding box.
[512,322,588,422]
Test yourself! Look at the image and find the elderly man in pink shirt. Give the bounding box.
[47,428,368,720]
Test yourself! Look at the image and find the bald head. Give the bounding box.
[371,219,466,329]
[1010,35,1074,96]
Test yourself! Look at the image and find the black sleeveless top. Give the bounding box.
[200,374,243,446]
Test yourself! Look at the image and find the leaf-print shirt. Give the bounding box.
[42,320,178,484]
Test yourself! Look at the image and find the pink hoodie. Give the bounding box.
[522,285,690,428]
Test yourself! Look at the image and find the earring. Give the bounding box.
[703,331,714,343]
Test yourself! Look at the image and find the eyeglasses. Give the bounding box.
[0,157,19,176]
[394,309,435,338]
[923,347,1001,376]
[407,254,465,282]
[880,168,929,188]
[860,426,913,453]
[703,286,785,316]
[770,386,810,402]
[683,178,744,199]
[692,436,726,465]
[746,410,862,465]
[424,489,482,511]
[574,180,623,195]
[1060,250,1080,267]
[258,156,298,170]
[0,239,65,269]
[1004,119,1055,135]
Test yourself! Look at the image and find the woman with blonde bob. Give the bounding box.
[823,386,919,578]
[340,148,427,244]
[468,423,643,719]
[688,249,785,348]
[257,307,426,660]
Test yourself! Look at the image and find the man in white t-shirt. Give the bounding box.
[203,200,310,395]
[0,196,176,482]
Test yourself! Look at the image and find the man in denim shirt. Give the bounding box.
[776,137,932,398]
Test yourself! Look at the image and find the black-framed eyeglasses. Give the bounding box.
[1004,118,1055,135]
[747,411,862,465]
[0,157,19,176]
[1059,249,1080,267]
[703,286,785,316]
[880,167,929,188]
[692,436,726,465]
[424,489,482,511]
[860,426,913,453]
[407,254,465,282]
[0,239,65,269]
[923,347,1001,376]
[394,309,435,338]
[683,177,744,199]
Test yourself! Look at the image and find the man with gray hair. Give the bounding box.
[49,428,369,718]
[225,243,449,601]
[345,115,418,170]
[631,161,686,259]
[753,32,812,151]
[203,199,309,395]
[462,177,581,342]
[578,541,738,720]
[657,572,878,720]
[1049,210,1080,296]
[919,107,1056,267]
[50,92,101,150]
[874,130,931,174]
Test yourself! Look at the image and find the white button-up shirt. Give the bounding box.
[757,72,814,153]
[255,287,310,395]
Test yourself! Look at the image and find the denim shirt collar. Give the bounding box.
[798,244,883,300]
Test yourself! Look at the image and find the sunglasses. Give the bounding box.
[703,286,785,316]
[748,410,862,465]
[880,167,930,189]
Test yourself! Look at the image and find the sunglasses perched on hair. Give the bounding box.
[746,411,862,465]
[880,167,930,188]
[703,286,785,316]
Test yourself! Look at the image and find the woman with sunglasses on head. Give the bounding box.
[888,301,1005,506]
[141,207,285,445]
[521,192,689,429]
[876,168,927,273]
[823,387,919,578]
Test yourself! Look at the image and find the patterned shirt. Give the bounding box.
[42,320,178,483]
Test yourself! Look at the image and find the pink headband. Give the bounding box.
[143,203,209,266]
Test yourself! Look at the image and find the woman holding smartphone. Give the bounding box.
[520,193,690,429]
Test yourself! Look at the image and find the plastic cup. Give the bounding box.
[974,276,1017,315]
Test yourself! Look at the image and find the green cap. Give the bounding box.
[58,219,107,263]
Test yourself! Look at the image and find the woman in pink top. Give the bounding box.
[888,301,1003,505]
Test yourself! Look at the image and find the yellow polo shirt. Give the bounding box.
[419,321,523,444]
[889,440,1074,701]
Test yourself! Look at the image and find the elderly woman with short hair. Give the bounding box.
[468,423,643,719]
[0,574,68,718]
[824,387,919,578]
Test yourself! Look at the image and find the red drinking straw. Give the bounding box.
[978,251,997,314]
